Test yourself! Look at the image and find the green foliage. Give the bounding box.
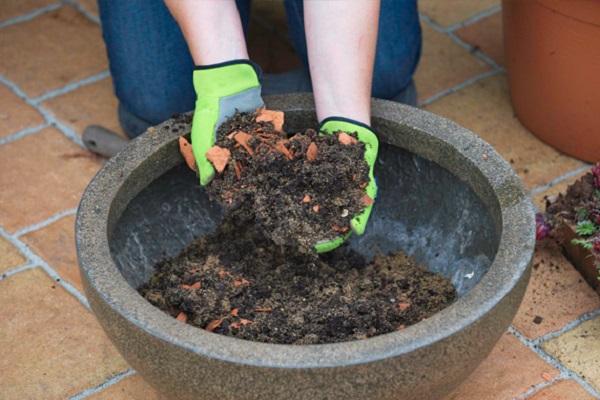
[572,238,593,250]
[575,220,597,237]
[576,207,590,221]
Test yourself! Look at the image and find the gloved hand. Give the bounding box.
[314,117,379,253]
[192,60,263,185]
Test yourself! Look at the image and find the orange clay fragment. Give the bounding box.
[218,269,231,279]
[338,132,358,145]
[306,142,318,161]
[302,194,311,203]
[176,312,188,323]
[178,137,196,171]
[312,205,320,213]
[397,302,411,312]
[275,140,293,160]
[227,129,247,140]
[233,278,250,287]
[205,318,224,332]
[234,131,254,155]
[230,319,252,330]
[332,224,350,233]
[181,282,201,290]
[256,108,284,132]
[362,194,374,206]
[231,308,239,317]
[541,372,553,382]
[205,146,231,173]
[234,161,242,180]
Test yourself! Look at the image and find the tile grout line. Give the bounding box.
[509,326,600,398]
[0,123,49,146]
[13,208,78,238]
[38,104,86,147]
[418,69,502,107]
[445,4,502,33]
[69,369,136,400]
[0,262,37,281]
[0,74,103,148]
[0,226,90,309]
[446,30,505,71]
[419,13,504,72]
[31,70,110,104]
[514,376,564,400]
[0,2,62,29]
[529,164,592,197]
[533,307,600,346]
[61,0,100,25]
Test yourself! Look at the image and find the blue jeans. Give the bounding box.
[98,0,421,137]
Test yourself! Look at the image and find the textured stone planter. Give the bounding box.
[76,94,534,400]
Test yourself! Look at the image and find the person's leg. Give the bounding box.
[98,0,251,137]
[372,0,421,105]
[283,0,421,105]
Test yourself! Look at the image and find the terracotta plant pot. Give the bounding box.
[502,0,600,162]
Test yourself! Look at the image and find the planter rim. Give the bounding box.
[76,94,535,369]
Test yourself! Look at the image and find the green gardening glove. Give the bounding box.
[192,60,264,185]
[314,117,379,253]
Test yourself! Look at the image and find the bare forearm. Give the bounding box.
[304,0,380,124]
[164,0,248,65]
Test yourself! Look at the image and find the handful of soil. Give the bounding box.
[139,218,457,344]
[180,109,371,251]
[155,110,457,344]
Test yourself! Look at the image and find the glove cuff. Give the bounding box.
[193,59,262,98]
[319,116,373,132]
[194,59,262,78]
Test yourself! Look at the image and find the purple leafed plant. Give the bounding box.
[535,213,551,241]
[592,164,600,189]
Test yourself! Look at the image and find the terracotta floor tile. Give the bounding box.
[0,0,54,21]
[444,332,558,400]
[513,241,600,339]
[0,127,102,232]
[414,24,490,102]
[88,375,165,400]
[0,5,107,98]
[43,77,125,138]
[420,0,499,28]
[424,74,583,188]
[0,237,26,274]
[0,84,44,138]
[543,317,600,391]
[529,379,596,400]
[79,0,98,16]
[0,268,128,400]
[21,214,83,290]
[455,11,504,66]
[532,170,588,211]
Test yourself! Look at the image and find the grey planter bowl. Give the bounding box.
[76,94,534,400]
